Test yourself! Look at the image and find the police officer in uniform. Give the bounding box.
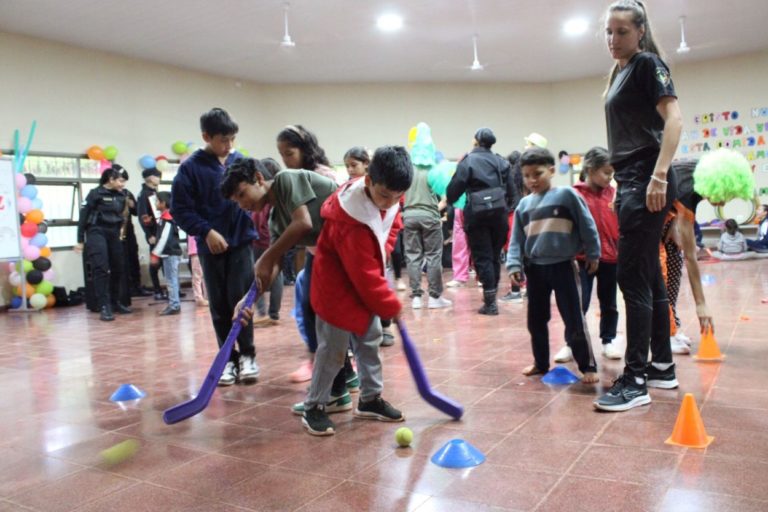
[75,167,133,321]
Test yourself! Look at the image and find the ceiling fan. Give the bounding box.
[676,16,690,54]
[280,2,296,48]
[470,34,484,71]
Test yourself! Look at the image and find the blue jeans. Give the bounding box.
[162,255,180,309]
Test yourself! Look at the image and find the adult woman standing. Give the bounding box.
[75,167,133,321]
[594,0,683,412]
[447,128,516,315]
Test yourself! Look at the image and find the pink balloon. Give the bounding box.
[17,196,33,213]
[43,269,55,281]
[15,173,27,189]
[99,159,111,173]
[7,262,16,273]
[23,245,40,261]
[20,237,29,249]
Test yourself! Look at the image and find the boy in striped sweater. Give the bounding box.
[506,148,600,383]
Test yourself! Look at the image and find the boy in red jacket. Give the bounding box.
[302,146,413,436]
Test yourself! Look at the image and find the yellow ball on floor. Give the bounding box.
[395,427,413,447]
[100,439,139,465]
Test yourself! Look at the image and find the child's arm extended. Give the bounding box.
[675,215,713,333]
[253,205,312,292]
[506,209,525,285]
[572,191,601,274]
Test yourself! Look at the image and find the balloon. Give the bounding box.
[9,272,21,287]
[17,197,33,214]
[26,209,44,224]
[16,260,34,273]
[435,150,444,163]
[15,173,27,189]
[24,173,37,185]
[172,141,188,155]
[23,245,40,261]
[87,145,105,160]
[36,280,54,296]
[20,237,29,249]
[33,257,51,271]
[39,247,52,258]
[155,159,170,172]
[29,293,47,310]
[139,155,156,170]
[103,145,119,161]
[10,296,23,309]
[560,155,571,165]
[20,184,38,199]
[407,126,418,147]
[15,283,35,298]
[43,269,55,281]
[31,198,43,210]
[31,233,48,248]
[237,147,250,157]
[21,221,38,238]
[570,154,582,165]
[26,269,43,285]
[37,222,48,234]
[46,294,56,308]
[7,262,16,273]
[156,155,168,162]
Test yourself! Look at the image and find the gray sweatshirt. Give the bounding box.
[718,231,747,254]
[506,187,600,273]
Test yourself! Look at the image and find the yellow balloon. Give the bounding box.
[407,126,418,147]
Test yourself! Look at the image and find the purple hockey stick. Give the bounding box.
[163,282,259,425]
[396,321,464,420]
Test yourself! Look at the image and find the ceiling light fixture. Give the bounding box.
[281,2,296,48]
[563,18,589,36]
[377,13,403,32]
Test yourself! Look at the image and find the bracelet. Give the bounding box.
[651,175,668,185]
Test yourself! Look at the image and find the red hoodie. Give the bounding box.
[310,178,402,336]
[574,182,618,263]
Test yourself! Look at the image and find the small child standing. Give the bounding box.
[302,146,412,435]
[718,219,747,255]
[186,234,208,307]
[506,147,600,383]
[152,191,182,316]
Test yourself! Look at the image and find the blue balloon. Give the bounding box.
[10,296,23,309]
[31,233,48,248]
[434,151,445,163]
[139,155,156,170]
[31,198,43,209]
[20,184,38,199]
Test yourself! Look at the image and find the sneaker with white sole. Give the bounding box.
[346,370,360,393]
[675,331,692,347]
[412,296,423,309]
[593,374,651,412]
[380,328,395,347]
[302,406,335,436]
[218,361,237,386]
[239,355,260,384]
[670,336,691,355]
[601,342,623,360]
[554,345,573,363]
[396,280,408,291]
[427,296,453,309]
[354,395,404,422]
[645,363,679,389]
[292,391,353,415]
[499,291,523,304]
[445,280,466,288]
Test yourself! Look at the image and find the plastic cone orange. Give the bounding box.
[694,327,725,361]
[665,393,714,448]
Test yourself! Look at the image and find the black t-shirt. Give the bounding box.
[605,52,677,166]
[673,159,702,218]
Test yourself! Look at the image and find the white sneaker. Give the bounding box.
[239,355,260,384]
[445,280,466,288]
[219,361,237,386]
[671,336,691,355]
[554,345,573,363]
[675,331,692,347]
[601,342,622,360]
[412,296,422,309]
[396,280,407,291]
[428,296,453,309]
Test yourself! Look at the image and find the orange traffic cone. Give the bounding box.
[665,393,714,448]
[693,327,725,361]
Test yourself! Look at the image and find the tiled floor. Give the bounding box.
[1,259,767,511]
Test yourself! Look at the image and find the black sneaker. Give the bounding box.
[302,406,335,436]
[594,374,651,412]
[354,395,404,422]
[645,363,679,389]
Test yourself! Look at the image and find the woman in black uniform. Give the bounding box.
[447,128,517,315]
[594,0,683,412]
[75,167,133,321]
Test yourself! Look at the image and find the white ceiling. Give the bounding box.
[1,0,766,84]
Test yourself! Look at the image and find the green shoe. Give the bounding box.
[292,391,353,415]
[346,371,360,394]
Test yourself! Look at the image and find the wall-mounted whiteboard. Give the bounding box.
[0,160,22,261]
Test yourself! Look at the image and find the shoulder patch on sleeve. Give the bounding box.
[655,67,670,86]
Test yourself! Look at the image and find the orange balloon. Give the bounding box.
[26,209,44,224]
[569,154,582,165]
[15,283,35,298]
[46,294,56,308]
[39,247,52,258]
[87,145,104,160]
